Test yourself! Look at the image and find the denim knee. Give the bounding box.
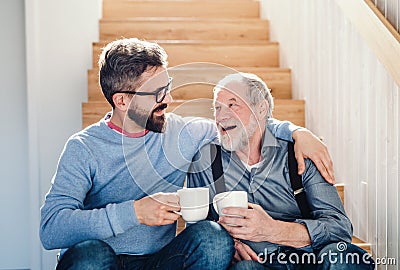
[317,242,374,269]
[229,260,265,270]
[186,220,234,266]
[57,239,118,270]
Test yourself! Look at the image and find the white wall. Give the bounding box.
[0,1,29,269]
[261,0,399,268]
[25,0,101,269]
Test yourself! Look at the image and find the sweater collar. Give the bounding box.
[104,113,149,138]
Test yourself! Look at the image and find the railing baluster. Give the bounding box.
[368,0,400,34]
[396,1,400,30]
[385,0,387,17]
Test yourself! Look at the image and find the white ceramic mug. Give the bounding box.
[177,187,209,223]
[213,191,248,217]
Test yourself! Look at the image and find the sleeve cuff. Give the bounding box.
[106,200,139,236]
[294,218,330,250]
[267,118,301,142]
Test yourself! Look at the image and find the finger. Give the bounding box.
[219,216,247,227]
[247,203,256,209]
[314,159,333,184]
[154,193,179,205]
[156,215,179,226]
[233,251,242,262]
[233,238,241,244]
[163,211,181,221]
[164,193,180,205]
[235,242,252,261]
[322,153,335,184]
[329,173,336,184]
[230,234,251,241]
[242,243,259,261]
[219,222,233,234]
[222,207,248,217]
[219,222,249,239]
[220,223,248,236]
[162,203,181,212]
[294,149,306,175]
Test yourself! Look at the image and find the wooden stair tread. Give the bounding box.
[92,41,279,68]
[335,183,344,205]
[170,99,304,126]
[100,18,269,41]
[94,40,277,45]
[100,18,268,22]
[81,99,305,128]
[352,236,372,254]
[87,66,292,101]
[103,0,260,19]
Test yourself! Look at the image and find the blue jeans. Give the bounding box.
[56,220,234,270]
[230,242,375,270]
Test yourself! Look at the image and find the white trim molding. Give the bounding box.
[25,0,42,268]
[335,0,400,87]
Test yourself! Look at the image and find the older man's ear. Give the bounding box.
[257,100,269,120]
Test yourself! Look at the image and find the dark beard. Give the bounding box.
[127,104,167,133]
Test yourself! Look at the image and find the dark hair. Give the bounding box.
[98,38,168,108]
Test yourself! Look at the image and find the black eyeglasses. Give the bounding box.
[115,77,173,103]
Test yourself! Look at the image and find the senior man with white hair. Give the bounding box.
[188,73,374,270]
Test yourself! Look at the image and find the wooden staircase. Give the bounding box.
[82,0,370,254]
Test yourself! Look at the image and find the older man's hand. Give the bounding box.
[218,203,277,242]
[219,203,311,248]
[232,239,259,263]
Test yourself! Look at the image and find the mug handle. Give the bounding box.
[212,196,219,215]
[172,211,182,216]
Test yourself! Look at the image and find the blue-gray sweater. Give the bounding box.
[40,113,295,257]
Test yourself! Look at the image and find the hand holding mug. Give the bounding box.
[213,191,248,220]
[219,203,278,242]
[134,192,181,226]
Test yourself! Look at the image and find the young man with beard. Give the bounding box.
[40,38,336,270]
[188,73,374,269]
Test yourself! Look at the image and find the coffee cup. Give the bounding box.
[177,187,209,223]
[213,191,248,217]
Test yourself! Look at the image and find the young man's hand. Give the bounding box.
[292,128,335,184]
[134,192,181,226]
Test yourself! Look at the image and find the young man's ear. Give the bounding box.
[112,93,131,111]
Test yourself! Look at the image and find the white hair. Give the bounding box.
[213,72,274,119]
